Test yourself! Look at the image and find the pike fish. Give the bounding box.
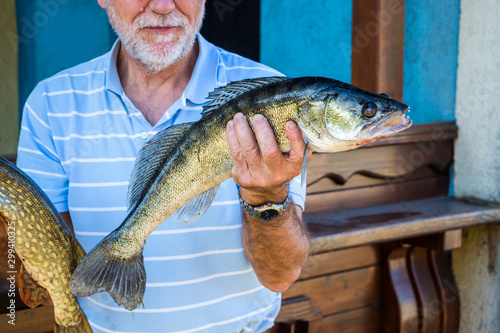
[0,156,92,332]
[70,76,412,310]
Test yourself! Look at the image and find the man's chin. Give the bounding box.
[132,51,182,75]
[123,31,197,74]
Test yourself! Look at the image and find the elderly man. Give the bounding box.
[17,0,310,332]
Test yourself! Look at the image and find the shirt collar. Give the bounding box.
[184,34,219,105]
[104,39,123,96]
[104,34,219,105]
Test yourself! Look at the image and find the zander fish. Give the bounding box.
[70,76,412,310]
[0,156,92,332]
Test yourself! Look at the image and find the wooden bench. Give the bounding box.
[268,122,500,332]
[2,122,499,333]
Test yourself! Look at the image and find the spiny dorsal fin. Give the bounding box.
[201,76,289,117]
[127,123,193,210]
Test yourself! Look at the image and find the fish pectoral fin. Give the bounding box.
[19,263,48,308]
[301,143,310,187]
[171,184,221,224]
[127,122,193,211]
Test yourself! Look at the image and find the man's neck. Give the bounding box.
[117,39,199,126]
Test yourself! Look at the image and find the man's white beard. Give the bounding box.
[105,2,204,75]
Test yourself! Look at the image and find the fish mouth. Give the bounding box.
[365,108,412,138]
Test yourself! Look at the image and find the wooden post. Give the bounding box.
[351,0,406,102]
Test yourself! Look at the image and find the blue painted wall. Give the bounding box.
[260,0,460,124]
[403,0,460,124]
[15,1,459,125]
[260,0,352,83]
[16,0,115,109]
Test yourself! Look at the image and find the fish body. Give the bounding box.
[0,156,92,332]
[70,76,412,310]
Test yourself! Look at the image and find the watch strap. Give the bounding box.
[238,193,290,221]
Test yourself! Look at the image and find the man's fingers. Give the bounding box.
[233,113,262,168]
[226,120,247,170]
[285,121,307,163]
[252,114,282,163]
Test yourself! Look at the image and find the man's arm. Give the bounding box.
[226,113,311,292]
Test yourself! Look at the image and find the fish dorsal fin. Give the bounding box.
[127,123,193,210]
[171,184,221,224]
[19,264,48,308]
[201,76,289,117]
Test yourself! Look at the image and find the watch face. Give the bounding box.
[257,208,280,221]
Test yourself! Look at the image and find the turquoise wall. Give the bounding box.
[260,0,352,83]
[15,1,460,125]
[260,0,460,124]
[16,0,115,109]
[404,0,460,124]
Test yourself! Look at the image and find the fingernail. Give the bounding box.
[227,120,234,129]
[253,114,264,122]
[234,113,245,120]
[287,121,298,130]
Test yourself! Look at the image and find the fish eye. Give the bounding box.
[362,102,377,118]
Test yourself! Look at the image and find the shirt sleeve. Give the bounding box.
[289,174,306,211]
[16,83,69,212]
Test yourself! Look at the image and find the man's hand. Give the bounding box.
[225,112,311,205]
[225,112,311,292]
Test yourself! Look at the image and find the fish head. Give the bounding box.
[296,84,412,152]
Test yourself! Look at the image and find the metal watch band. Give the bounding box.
[238,193,290,221]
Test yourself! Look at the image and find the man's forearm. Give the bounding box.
[226,112,311,291]
[241,201,310,292]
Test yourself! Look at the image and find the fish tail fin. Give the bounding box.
[69,239,146,311]
[54,311,92,333]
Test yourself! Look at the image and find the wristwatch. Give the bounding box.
[239,193,290,222]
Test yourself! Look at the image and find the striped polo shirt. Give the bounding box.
[17,34,306,333]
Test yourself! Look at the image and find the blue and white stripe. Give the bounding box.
[17,34,305,333]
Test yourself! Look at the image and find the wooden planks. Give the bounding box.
[408,247,441,333]
[305,177,449,215]
[284,266,380,316]
[274,245,383,332]
[306,140,453,193]
[304,122,456,214]
[321,305,380,333]
[429,250,460,333]
[275,296,323,323]
[381,246,461,333]
[306,196,500,253]
[352,0,406,101]
[0,306,53,333]
[300,245,380,279]
[404,230,463,251]
[382,247,419,333]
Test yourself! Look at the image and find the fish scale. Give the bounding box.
[0,156,92,332]
[70,76,412,311]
